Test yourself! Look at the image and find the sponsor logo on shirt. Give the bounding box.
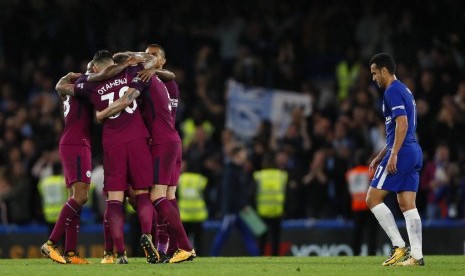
[131,77,142,83]
[392,105,405,110]
[170,98,178,107]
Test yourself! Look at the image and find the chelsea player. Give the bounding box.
[366,53,424,266]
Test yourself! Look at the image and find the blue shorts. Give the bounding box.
[370,146,423,192]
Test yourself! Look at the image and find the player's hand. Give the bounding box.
[369,156,381,172]
[137,68,156,82]
[126,56,145,66]
[386,154,398,174]
[95,111,105,124]
[67,72,82,81]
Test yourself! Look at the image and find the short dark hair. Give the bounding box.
[147,43,165,57]
[113,53,129,64]
[92,50,113,64]
[369,53,396,74]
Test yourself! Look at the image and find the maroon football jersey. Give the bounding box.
[140,76,181,145]
[164,80,179,125]
[74,65,149,148]
[60,75,93,147]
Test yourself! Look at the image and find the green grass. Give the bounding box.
[1,256,464,276]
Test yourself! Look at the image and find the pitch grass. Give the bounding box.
[1,256,464,276]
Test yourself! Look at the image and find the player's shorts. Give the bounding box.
[370,146,423,193]
[59,144,92,188]
[151,141,182,186]
[103,138,153,192]
[173,150,182,185]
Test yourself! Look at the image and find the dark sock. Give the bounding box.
[103,206,114,252]
[153,197,192,251]
[169,198,179,213]
[150,210,158,244]
[49,198,81,244]
[64,211,81,253]
[135,193,154,234]
[167,198,179,253]
[107,200,125,254]
[157,218,169,253]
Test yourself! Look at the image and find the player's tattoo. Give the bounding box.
[127,91,137,101]
[56,76,76,97]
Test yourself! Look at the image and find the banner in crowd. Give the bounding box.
[226,80,312,140]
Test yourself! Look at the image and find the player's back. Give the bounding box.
[60,75,93,147]
[140,76,180,144]
[75,65,149,148]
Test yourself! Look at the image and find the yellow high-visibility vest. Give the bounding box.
[37,175,68,223]
[180,119,214,147]
[336,61,360,101]
[178,172,208,222]
[253,169,287,218]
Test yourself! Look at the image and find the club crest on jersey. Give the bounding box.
[385,116,392,125]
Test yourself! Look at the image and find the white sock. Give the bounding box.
[404,208,423,259]
[371,203,405,248]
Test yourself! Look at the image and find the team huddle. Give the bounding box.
[40,44,195,264]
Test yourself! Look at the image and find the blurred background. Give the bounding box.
[0,0,464,258]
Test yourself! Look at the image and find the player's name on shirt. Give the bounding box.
[97,78,128,94]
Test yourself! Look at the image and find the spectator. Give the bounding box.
[0,160,33,224]
[211,145,259,256]
[420,144,455,219]
[302,149,329,218]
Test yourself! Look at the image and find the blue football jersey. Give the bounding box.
[382,80,418,151]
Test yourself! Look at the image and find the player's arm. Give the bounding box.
[55,72,82,97]
[155,69,175,81]
[118,51,156,69]
[137,68,176,82]
[87,56,145,82]
[95,88,141,122]
[386,115,408,174]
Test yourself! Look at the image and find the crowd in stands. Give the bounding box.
[0,0,464,225]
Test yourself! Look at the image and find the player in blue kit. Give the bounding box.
[366,53,424,266]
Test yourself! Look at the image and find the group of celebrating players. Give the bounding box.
[40,44,195,264]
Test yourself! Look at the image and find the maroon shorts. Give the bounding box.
[151,141,181,186]
[173,150,182,185]
[103,138,153,192]
[59,144,92,188]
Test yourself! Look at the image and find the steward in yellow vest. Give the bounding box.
[178,168,208,255]
[253,152,288,256]
[38,174,67,224]
[336,47,361,101]
[254,169,287,218]
[178,172,208,222]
